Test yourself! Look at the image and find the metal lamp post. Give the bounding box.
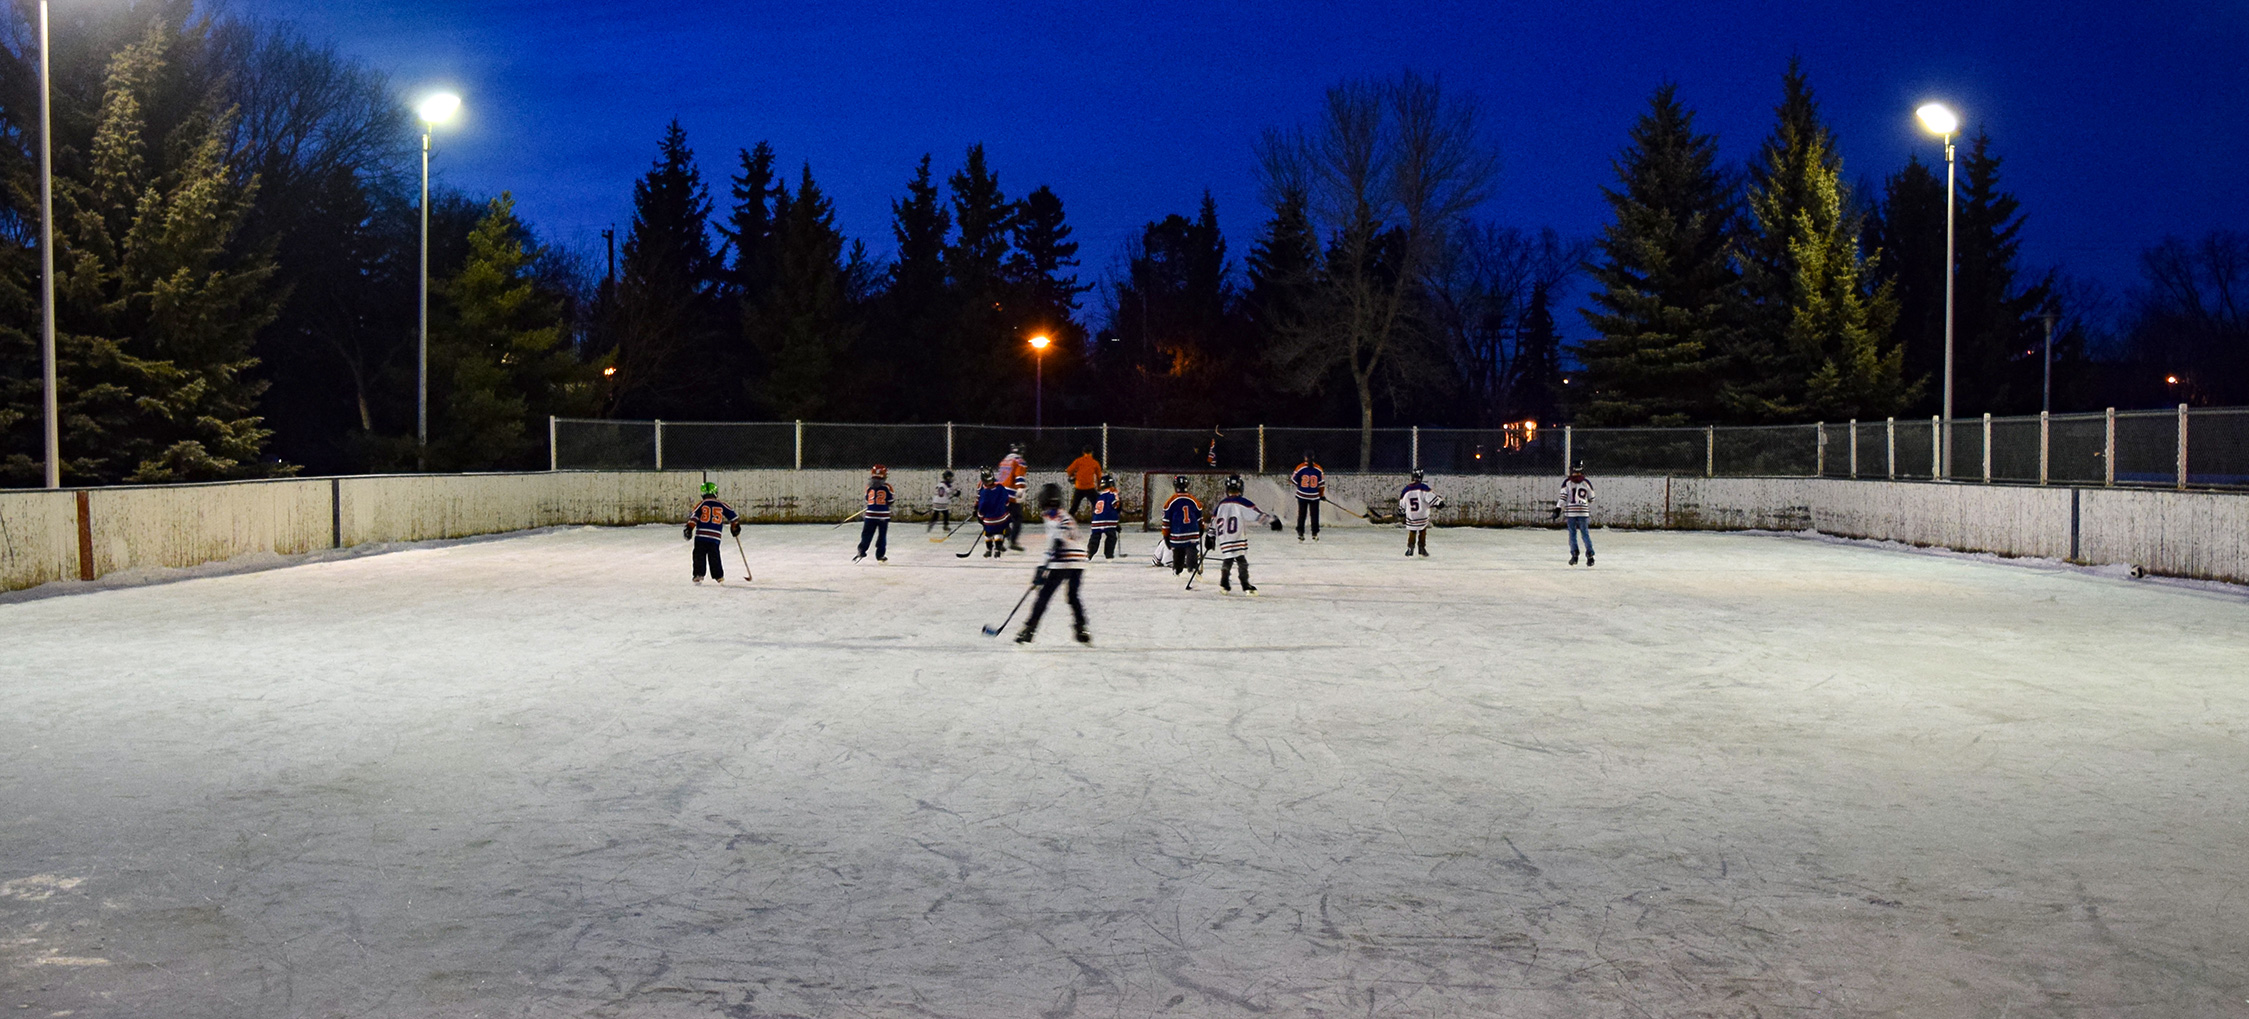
[1028,334,1051,433]
[38,0,58,488]
[414,92,461,469]
[1917,102,1959,478]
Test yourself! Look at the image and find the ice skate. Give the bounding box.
[1014,628,1036,644]
[1586,553,1595,567]
[852,552,866,563]
[1073,626,1091,645]
[1569,551,1579,566]
[692,576,703,584]
[1242,584,1258,595]
[1418,548,1428,557]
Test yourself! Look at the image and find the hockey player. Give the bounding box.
[1553,462,1596,566]
[683,481,741,583]
[1087,474,1122,559]
[927,470,959,532]
[1160,475,1205,576]
[975,470,1015,557]
[855,465,895,562]
[1016,483,1091,645]
[1398,469,1443,557]
[1291,451,1326,540]
[995,444,1030,551]
[1209,474,1275,593]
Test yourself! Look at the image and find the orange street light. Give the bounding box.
[1028,335,1051,432]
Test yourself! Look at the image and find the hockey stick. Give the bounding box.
[732,532,753,582]
[1319,496,1369,521]
[831,509,867,529]
[958,525,1000,557]
[981,576,1042,637]
[929,518,970,543]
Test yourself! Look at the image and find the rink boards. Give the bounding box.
[3,469,2246,592]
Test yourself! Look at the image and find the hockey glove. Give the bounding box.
[683,524,694,540]
[1269,518,1283,531]
[730,522,741,537]
[1204,532,1216,551]
[1033,566,1050,585]
[1549,507,1561,522]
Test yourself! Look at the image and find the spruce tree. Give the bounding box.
[1515,284,1565,426]
[1951,131,2052,414]
[944,144,1015,414]
[607,121,724,418]
[748,165,856,419]
[1736,61,1913,420]
[426,193,590,470]
[1868,155,1947,414]
[870,154,952,420]
[1577,84,1736,426]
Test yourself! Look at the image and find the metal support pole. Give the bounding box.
[549,415,558,472]
[1256,424,1265,475]
[2039,411,2050,485]
[1411,426,1419,472]
[1562,426,1572,472]
[1100,422,1108,470]
[653,419,664,471]
[794,420,803,471]
[418,126,431,470]
[37,0,58,489]
[1886,417,1896,479]
[1815,422,1826,476]
[2103,407,2115,487]
[1940,132,1957,480]
[946,421,955,469]
[1931,416,1942,480]
[1705,426,1714,478]
[1981,413,1992,483]
[1849,419,1859,479]
[2177,403,2189,489]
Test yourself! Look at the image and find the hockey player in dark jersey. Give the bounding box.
[1015,483,1091,644]
[1087,474,1122,559]
[1160,475,1205,576]
[682,481,741,583]
[1291,451,1325,540]
[854,465,894,562]
[974,470,1015,558]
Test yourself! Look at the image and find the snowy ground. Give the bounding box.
[3,523,2246,1018]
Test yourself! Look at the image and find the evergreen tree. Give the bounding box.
[1576,84,1736,426]
[1006,184,1090,421]
[1516,284,1565,425]
[1240,185,1333,423]
[747,165,856,419]
[869,154,952,420]
[1950,131,2052,414]
[1868,155,1947,415]
[944,144,1015,414]
[1110,197,1237,425]
[716,142,780,410]
[425,193,591,470]
[606,121,724,419]
[1735,61,1913,420]
[0,21,284,484]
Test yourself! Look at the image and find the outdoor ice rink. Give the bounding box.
[4,522,2246,1018]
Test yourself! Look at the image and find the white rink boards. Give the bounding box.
[3,524,2246,1017]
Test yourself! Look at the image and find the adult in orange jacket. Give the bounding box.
[1065,446,1103,518]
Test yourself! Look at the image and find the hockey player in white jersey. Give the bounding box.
[927,470,960,532]
[1552,462,1596,566]
[1397,469,1443,557]
[1208,474,1276,594]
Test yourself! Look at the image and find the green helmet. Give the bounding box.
[699,481,718,496]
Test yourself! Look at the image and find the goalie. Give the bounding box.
[1398,469,1443,557]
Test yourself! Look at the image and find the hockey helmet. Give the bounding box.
[699,481,718,496]
[1411,468,1425,482]
[1097,473,1116,490]
[1009,442,1022,454]
[941,470,955,481]
[1037,482,1064,510]
[870,464,888,479]
[1570,460,1586,474]
[1302,449,1316,462]
[1173,475,1191,493]
[1224,474,1245,494]
[979,469,996,485]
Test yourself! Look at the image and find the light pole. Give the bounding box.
[1917,102,1959,478]
[2041,310,2056,415]
[1028,334,1051,433]
[37,0,58,488]
[414,91,461,469]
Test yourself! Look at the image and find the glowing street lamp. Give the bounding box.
[1028,334,1051,433]
[416,92,461,468]
[1917,101,1960,478]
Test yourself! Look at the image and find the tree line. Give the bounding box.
[1,4,2240,484]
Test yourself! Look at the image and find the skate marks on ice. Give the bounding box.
[3,525,2248,1016]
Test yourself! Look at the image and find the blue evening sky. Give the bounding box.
[239,0,2248,324]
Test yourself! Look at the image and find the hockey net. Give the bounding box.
[1140,470,1298,531]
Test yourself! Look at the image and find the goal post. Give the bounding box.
[1139,470,1297,530]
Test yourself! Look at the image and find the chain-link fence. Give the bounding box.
[551,406,2249,488]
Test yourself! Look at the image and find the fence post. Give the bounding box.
[548,415,557,472]
[947,421,955,469]
[2177,403,2189,489]
[2039,411,2050,485]
[1815,422,1825,476]
[1257,424,1265,474]
[2104,407,2116,487]
[1100,422,1108,470]
[1411,426,1420,472]
[1981,413,1992,483]
[654,419,664,471]
[1931,416,1942,480]
[1705,426,1714,478]
[1563,426,1573,471]
[1885,417,1896,479]
[794,419,803,471]
[1848,419,1859,478]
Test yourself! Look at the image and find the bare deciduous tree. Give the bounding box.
[1256,70,1498,468]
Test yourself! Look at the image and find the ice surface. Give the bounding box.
[3,523,2246,1017]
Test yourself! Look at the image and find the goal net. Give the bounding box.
[1139,470,1298,530]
